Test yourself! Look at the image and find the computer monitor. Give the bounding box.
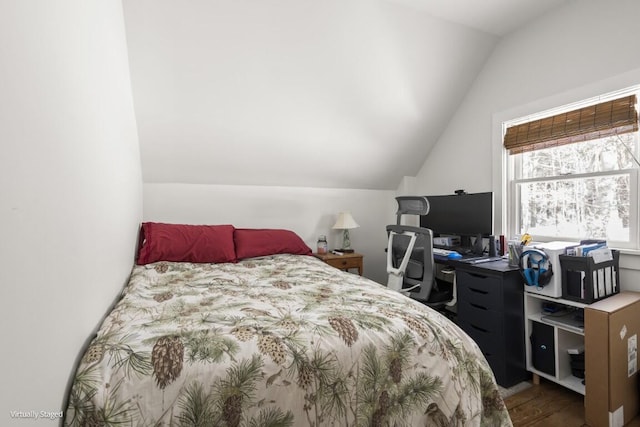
[419,192,494,251]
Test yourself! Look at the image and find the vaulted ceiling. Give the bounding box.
[387,0,570,36]
[122,0,569,190]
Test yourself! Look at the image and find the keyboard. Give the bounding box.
[464,256,504,264]
[433,248,462,259]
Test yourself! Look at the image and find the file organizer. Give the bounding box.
[559,250,620,303]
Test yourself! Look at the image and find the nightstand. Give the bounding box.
[313,252,363,275]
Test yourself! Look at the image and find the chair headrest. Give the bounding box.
[395,196,430,216]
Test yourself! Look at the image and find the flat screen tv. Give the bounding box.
[419,192,494,238]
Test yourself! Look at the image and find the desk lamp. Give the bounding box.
[332,212,359,252]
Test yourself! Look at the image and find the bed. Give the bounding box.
[63,223,512,426]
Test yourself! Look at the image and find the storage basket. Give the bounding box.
[559,250,620,304]
[569,351,585,379]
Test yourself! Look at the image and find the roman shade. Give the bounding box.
[504,95,638,154]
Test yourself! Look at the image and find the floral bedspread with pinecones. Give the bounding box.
[64,254,512,426]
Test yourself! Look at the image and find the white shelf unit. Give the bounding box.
[524,291,587,395]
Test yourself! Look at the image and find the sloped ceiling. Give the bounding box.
[387,0,570,36]
[122,0,567,190]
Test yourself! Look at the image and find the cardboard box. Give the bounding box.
[585,292,640,427]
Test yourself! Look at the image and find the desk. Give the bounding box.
[437,257,527,388]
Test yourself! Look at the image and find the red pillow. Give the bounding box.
[234,228,312,260]
[137,222,236,265]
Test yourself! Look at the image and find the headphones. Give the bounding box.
[519,248,553,288]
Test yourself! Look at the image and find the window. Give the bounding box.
[504,89,639,249]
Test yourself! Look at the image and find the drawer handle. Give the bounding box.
[470,324,489,333]
[469,288,488,295]
[468,272,489,279]
[470,302,487,310]
[341,261,347,266]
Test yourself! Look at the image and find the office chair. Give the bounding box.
[386,196,455,311]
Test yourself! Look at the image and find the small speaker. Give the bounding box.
[488,235,497,257]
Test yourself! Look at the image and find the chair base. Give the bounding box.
[410,280,454,314]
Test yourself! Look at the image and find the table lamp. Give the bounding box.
[332,212,359,252]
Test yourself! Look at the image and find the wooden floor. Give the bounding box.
[504,379,640,427]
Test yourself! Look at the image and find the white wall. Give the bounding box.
[144,184,395,283]
[123,0,497,190]
[411,0,640,287]
[0,1,142,423]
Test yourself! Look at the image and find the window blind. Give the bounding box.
[504,94,638,154]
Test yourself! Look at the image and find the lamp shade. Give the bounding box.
[332,212,359,230]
